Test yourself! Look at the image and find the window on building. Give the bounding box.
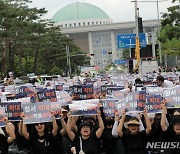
[79,23,81,26]
[96,21,98,24]
[83,22,85,26]
[74,23,76,26]
[92,22,94,25]
[65,24,67,27]
[88,22,90,25]
[69,24,72,27]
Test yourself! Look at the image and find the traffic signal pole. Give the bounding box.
[134,0,141,73]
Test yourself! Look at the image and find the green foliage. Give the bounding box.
[0,0,88,77]
[160,0,180,56]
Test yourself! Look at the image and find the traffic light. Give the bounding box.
[138,17,143,33]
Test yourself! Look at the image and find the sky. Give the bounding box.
[29,0,178,22]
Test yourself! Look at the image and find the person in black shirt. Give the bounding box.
[66,111,104,154]
[0,117,16,154]
[161,103,180,154]
[117,109,151,154]
[22,111,58,154]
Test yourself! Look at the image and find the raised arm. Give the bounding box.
[18,121,23,136]
[51,111,58,137]
[117,110,126,137]
[161,101,167,131]
[59,116,67,136]
[66,113,75,141]
[21,113,29,140]
[112,113,119,137]
[96,110,104,138]
[5,118,16,144]
[143,109,151,134]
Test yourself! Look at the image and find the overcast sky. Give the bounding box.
[29,0,177,22]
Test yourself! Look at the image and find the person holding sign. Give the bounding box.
[21,111,58,154]
[161,102,180,154]
[0,117,16,154]
[66,111,104,154]
[117,109,151,154]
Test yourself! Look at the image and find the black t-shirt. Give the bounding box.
[161,128,180,154]
[101,127,118,154]
[51,131,64,154]
[29,132,53,154]
[72,132,101,154]
[121,130,147,154]
[0,134,8,154]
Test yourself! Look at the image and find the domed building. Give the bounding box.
[52,2,160,69]
[51,2,113,28]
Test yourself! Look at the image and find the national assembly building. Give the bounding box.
[51,2,161,67]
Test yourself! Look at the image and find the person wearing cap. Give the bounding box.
[117,109,151,154]
[66,111,104,154]
[161,102,180,154]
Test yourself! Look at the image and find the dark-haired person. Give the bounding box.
[117,109,151,154]
[66,111,104,154]
[156,75,174,88]
[22,111,58,154]
[161,103,180,154]
[0,117,16,154]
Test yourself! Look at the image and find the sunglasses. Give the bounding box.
[128,124,139,127]
[35,123,44,126]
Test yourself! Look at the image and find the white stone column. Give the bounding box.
[88,31,94,66]
[110,30,117,63]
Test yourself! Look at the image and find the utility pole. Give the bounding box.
[156,0,162,66]
[66,44,71,77]
[134,0,141,73]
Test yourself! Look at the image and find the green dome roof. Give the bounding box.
[52,2,110,22]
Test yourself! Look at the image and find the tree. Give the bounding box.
[159,0,180,56]
[0,0,88,77]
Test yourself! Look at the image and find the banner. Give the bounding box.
[0,102,21,121]
[100,99,118,117]
[146,95,162,113]
[54,84,63,91]
[101,85,116,96]
[69,100,98,116]
[124,91,146,113]
[111,90,125,99]
[44,89,57,102]
[50,102,61,119]
[37,89,46,102]
[0,107,6,127]
[56,91,72,106]
[106,87,124,95]
[6,97,31,104]
[22,102,52,124]
[163,87,180,108]
[73,84,94,100]
[115,99,126,115]
[17,86,36,102]
[146,86,164,96]
[17,85,34,94]
[6,93,27,101]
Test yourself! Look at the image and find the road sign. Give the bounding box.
[114,59,127,65]
[117,33,146,49]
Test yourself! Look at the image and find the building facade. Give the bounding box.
[52,2,159,66]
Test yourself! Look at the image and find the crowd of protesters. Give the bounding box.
[0,70,180,154]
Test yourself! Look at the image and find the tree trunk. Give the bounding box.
[1,39,8,78]
[33,47,39,74]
